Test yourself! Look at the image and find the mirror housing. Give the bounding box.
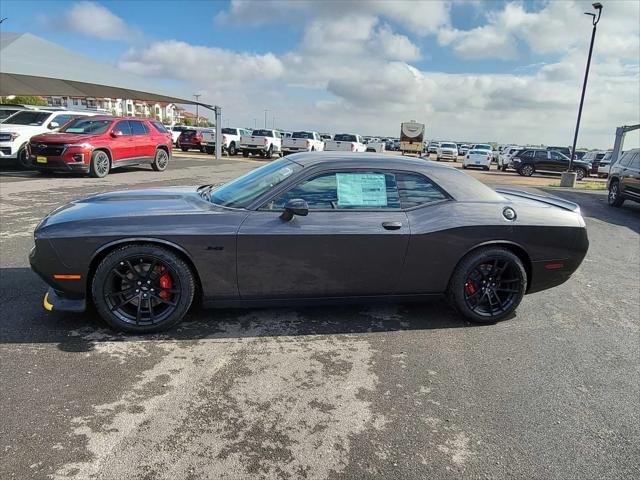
[280,198,309,221]
[111,130,124,138]
[48,121,60,130]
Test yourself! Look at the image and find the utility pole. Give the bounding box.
[193,94,201,127]
[253,118,257,129]
[264,109,268,129]
[562,2,603,187]
[272,115,275,129]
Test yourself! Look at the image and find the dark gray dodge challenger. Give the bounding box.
[30,153,589,333]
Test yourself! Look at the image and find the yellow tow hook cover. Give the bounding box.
[43,292,53,311]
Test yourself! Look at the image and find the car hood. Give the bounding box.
[0,124,45,136]
[30,132,99,144]
[36,187,223,231]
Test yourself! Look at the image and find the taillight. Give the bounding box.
[196,132,202,140]
[305,140,310,148]
[487,155,491,160]
[466,155,469,159]
[351,142,356,152]
[222,135,228,143]
[264,137,269,146]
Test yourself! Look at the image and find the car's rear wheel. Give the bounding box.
[448,247,526,324]
[228,143,237,156]
[608,180,625,207]
[89,150,110,178]
[243,150,249,157]
[151,149,169,171]
[265,145,273,159]
[484,165,490,171]
[501,165,507,172]
[574,167,587,181]
[519,164,534,176]
[92,244,195,333]
[181,147,188,152]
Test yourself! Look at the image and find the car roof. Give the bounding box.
[284,152,504,202]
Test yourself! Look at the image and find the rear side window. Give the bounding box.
[113,120,131,136]
[534,150,547,160]
[151,121,168,133]
[618,151,634,167]
[629,153,640,169]
[129,121,148,135]
[520,150,534,159]
[395,173,448,208]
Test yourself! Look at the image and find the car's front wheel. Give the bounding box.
[243,150,249,157]
[92,244,195,333]
[519,164,534,176]
[608,180,625,207]
[151,149,169,171]
[448,247,527,324]
[89,150,110,178]
[574,167,587,181]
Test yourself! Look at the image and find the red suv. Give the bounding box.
[177,128,204,152]
[27,116,172,178]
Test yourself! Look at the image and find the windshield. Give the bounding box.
[0,109,21,122]
[474,144,491,150]
[469,150,488,155]
[61,118,112,134]
[292,131,313,139]
[334,134,357,142]
[441,143,457,149]
[209,158,303,208]
[4,111,51,126]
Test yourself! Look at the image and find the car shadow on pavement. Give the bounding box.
[0,267,479,352]
[539,188,640,234]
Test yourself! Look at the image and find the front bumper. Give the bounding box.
[439,151,457,159]
[0,142,18,159]
[43,288,86,312]
[29,156,89,172]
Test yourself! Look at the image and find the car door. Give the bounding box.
[534,150,552,171]
[620,152,640,198]
[548,150,570,172]
[236,170,410,298]
[128,120,153,160]
[109,120,134,161]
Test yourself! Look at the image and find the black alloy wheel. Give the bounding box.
[93,245,194,333]
[574,167,586,181]
[152,149,169,171]
[89,150,110,178]
[449,247,526,323]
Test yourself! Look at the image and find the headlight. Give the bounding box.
[64,143,92,149]
[5,132,20,140]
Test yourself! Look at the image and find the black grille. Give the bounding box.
[0,147,11,155]
[30,143,65,156]
[0,133,13,142]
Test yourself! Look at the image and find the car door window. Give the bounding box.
[263,171,401,210]
[113,120,131,135]
[618,152,632,167]
[520,150,534,159]
[129,121,147,135]
[535,151,547,160]
[629,153,640,169]
[549,151,566,161]
[395,173,448,208]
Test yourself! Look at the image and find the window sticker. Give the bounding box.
[336,173,387,207]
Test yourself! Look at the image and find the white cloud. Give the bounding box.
[216,0,449,35]
[58,1,130,40]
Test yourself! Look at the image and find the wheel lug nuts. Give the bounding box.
[147,281,150,284]
[136,289,139,293]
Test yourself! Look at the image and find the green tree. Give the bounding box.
[2,95,47,106]
[183,118,193,126]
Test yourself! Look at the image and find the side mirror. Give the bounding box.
[280,198,309,221]
[111,130,124,138]
[49,121,60,129]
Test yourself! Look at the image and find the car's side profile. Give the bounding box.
[511,148,592,180]
[30,153,588,333]
[27,116,172,177]
[607,148,640,207]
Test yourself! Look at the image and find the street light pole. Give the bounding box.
[193,94,201,127]
[264,109,268,128]
[564,2,602,187]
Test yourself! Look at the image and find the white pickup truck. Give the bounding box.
[324,134,366,152]
[201,127,251,156]
[0,109,95,167]
[282,131,324,154]
[240,129,283,158]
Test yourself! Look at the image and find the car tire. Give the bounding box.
[462,164,467,169]
[92,244,195,333]
[575,167,587,181]
[448,246,527,324]
[243,151,249,157]
[608,180,625,207]
[520,164,534,176]
[151,149,169,172]
[180,147,188,152]
[436,156,441,161]
[17,147,31,169]
[227,143,236,156]
[265,146,273,159]
[501,166,507,172]
[89,150,110,178]
[484,166,490,171]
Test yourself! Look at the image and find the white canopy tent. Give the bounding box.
[0,32,222,157]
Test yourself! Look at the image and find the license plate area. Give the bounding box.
[36,156,47,164]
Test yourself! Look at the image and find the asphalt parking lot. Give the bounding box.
[1,152,638,479]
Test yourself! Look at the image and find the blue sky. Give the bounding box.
[1,0,638,147]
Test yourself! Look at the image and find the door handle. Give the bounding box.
[382,222,402,230]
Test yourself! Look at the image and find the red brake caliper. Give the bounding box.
[158,267,172,299]
[464,281,476,296]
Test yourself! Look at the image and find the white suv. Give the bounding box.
[0,109,94,167]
